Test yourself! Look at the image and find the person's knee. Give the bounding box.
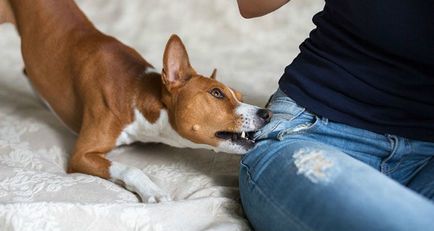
[241,139,434,231]
[239,140,346,230]
[239,163,308,231]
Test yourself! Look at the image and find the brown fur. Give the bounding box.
[2,0,248,180]
[0,0,14,24]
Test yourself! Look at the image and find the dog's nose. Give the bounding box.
[257,109,272,123]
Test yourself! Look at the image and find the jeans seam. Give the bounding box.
[277,116,322,140]
[387,155,431,176]
[240,162,315,231]
[404,156,433,187]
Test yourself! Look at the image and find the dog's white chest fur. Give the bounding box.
[116,109,217,151]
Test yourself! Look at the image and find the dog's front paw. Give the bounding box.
[137,190,172,203]
[124,182,172,203]
[146,193,172,203]
[111,163,173,203]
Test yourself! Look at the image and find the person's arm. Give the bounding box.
[236,0,290,18]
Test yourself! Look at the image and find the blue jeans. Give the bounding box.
[239,88,434,231]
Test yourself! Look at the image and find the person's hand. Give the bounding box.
[236,0,290,18]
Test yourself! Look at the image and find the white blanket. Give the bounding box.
[0,0,322,230]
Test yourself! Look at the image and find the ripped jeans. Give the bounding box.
[239,88,434,231]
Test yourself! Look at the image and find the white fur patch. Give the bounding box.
[116,109,219,151]
[235,103,262,131]
[109,162,170,203]
[217,140,248,154]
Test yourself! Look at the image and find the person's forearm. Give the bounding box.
[236,0,290,18]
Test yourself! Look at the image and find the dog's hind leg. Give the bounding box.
[23,68,53,110]
[0,0,15,25]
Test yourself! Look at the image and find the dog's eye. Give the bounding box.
[210,88,225,99]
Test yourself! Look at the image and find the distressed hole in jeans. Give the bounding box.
[293,149,334,183]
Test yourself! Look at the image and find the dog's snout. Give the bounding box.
[257,109,272,123]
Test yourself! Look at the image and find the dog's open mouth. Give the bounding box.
[215,131,256,145]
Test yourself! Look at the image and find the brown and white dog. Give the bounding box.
[0,0,271,202]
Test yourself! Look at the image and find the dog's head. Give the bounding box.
[161,35,271,154]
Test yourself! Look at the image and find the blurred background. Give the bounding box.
[1,0,323,106]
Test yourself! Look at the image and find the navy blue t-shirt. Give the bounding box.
[279,0,434,141]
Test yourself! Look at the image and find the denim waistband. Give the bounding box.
[266,88,308,121]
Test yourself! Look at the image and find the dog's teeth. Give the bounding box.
[241,131,246,138]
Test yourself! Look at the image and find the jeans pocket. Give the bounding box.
[276,114,322,140]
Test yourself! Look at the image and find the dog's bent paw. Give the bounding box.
[139,191,172,203]
[112,164,173,203]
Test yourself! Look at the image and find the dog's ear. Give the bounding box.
[162,34,196,91]
[210,68,217,80]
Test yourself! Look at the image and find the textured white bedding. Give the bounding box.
[0,0,322,230]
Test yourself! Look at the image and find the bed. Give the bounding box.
[0,0,321,230]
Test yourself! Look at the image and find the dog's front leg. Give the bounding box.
[68,112,170,203]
